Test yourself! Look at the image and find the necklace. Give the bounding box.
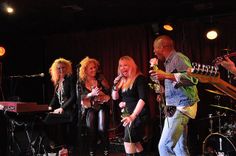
[86,79,97,90]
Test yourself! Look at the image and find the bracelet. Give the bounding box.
[112,85,118,91]
[87,93,92,98]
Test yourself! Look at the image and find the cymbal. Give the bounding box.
[198,115,226,121]
[205,89,226,96]
[210,104,236,113]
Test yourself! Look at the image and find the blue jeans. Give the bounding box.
[158,110,190,156]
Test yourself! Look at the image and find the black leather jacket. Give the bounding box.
[50,75,76,113]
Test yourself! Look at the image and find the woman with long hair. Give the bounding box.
[78,56,110,156]
[112,56,149,156]
[48,58,76,153]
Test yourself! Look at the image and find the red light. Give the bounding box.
[0,47,6,56]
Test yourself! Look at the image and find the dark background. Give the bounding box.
[1,0,236,155]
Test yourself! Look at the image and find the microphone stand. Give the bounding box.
[0,62,4,101]
[42,81,45,104]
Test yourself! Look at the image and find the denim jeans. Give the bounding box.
[158,110,190,156]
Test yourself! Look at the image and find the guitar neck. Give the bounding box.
[211,79,236,100]
[226,52,236,58]
[187,66,236,100]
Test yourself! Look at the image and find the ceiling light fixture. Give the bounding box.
[6,6,14,13]
[163,23,173,31]
[206,29,218,40]
[206,16,218,40]
[2,2,15,14]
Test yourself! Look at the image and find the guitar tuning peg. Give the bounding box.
[194,63,201,73]
[201,64,206,74]
[191,64,198,73]
[210,66,219,77]
[206,65,211,70]
[206,65,212,74]
[192,62,197,68]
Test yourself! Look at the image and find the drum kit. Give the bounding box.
[202,89,236,156]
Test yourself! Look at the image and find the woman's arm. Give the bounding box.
[60,76,76,110]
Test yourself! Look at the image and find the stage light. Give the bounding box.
[6,6,14,14]
[205,16,218,40]
[206,29,218,40]
[0,47,5,56]
[2,2,15,14]
[163,23,173,31]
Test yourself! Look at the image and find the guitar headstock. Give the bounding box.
[212,52,236,65]
[212,57,224,66]
[187,63,220,83]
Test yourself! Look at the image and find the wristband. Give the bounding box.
[112,85,118,91]
[87,93,92,98]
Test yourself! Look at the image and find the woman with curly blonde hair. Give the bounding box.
[49,58,73,86]
[77,56,110,156]
[48,58,76,153]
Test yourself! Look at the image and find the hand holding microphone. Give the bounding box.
[113,74,123,91]
[113,74,123,86]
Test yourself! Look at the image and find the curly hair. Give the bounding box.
[79,56,100,82]
[49,58,72,86]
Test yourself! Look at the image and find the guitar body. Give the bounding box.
[81,90,110,110]
[187,63,236,100]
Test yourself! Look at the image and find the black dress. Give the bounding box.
[120,74,149,143]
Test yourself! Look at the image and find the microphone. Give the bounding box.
[9,73,44,78]
[30,73,45,78]
[113,74,123,86]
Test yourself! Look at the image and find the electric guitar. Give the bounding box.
[187,63,236,100]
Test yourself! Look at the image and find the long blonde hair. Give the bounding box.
[49,58,72,86]
[118,56,142,91]
[79,56,100,82]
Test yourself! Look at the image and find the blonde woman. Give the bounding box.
[49,58,76,114]
[112,56,149,156]
[78,57,110,156]
[48,58,76,153]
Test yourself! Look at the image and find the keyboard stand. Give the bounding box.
[4,110,47,156]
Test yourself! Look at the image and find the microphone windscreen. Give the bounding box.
[40,73,45,77]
